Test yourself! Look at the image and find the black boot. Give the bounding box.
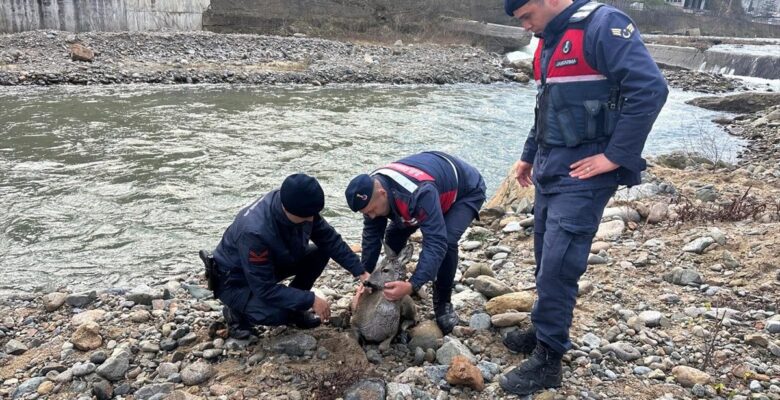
[503,325,538,354]
[288,311,321,330]
[222,307,253,340]
[433,285,459,335]
[499,342,563,396]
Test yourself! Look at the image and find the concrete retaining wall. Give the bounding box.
[648,44,780,79]
[0,0,210,33]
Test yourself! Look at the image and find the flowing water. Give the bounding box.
[0,83,744,295]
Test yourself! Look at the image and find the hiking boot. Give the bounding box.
[432,284,459,334]
[288,311,321,330]
[503,325,538,354]
[499,342,563,396]
[222,307,253,340]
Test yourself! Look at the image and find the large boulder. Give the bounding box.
[485,161,534,210]
[687,92,780,113]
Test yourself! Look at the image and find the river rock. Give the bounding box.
[672,365,711,387]
[72,321,102,350]
[490,312,527,327]
[596,220,625,240]
[93,380,113,400]
[181,361,214,386]
[12,377,46,399]
[129,310,151,323]
[473,275,513,298]
[272,332,317,356]
[5,339,28,355]
[344,378,386,400]
[602,206,641,223]
[469,313,491,330]
[461,241,481,251]
[36,380,54,395]
[601,342,641,361]
[745,333,769,348]
[126,284,160,305]
[42,292,68,311]
[386,382,413,399]
[647,202,669,224]
[436,338,476,365]
[40,363,67,375]
[72,362,97,377]
[695,185,718,202]
[639,310,667,327]
[66,290,96,307]
[451,289,486,310]
[408,320,443,351]
[663,267,702,286]
[70,43,95,62]
[502,221,521,233]
[683,236,715,254]
[485,292,534,315]
[463,263,494,279]
[612,182,661,201]
[96,348,130,381]
[72,309,106,326]
[766,320,780,334]
[445,355,485,391]
[135,383,175,400]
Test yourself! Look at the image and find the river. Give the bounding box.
[0,83,744,295]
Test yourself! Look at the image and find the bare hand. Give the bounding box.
[515,161,533,188]
[383,281,412,301]
[312,295,331,323]
[351,285,367,312]
[570,153,619,180]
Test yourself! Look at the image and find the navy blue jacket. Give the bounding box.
[213,190,365,311]
[521,0,669,193]
[361,152,484,287]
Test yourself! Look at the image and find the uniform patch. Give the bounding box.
[611,23,635,39]
[562,40,572,54]
[249,249,269,264]
[554,58,578,67]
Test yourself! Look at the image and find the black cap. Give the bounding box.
[345,174,374,212]
[505,0,530,16]
[280,173,325,217]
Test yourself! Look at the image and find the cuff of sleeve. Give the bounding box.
[520,149,536,164]
[604,147,646,174]
[300,291,316,311]
[409,275,427,288]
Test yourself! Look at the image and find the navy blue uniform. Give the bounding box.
[213,190,365,326]
[523,0,668,354]
[361,152,486,300]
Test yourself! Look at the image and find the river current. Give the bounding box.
[0,83,743,295]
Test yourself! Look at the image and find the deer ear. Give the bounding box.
[382,242,397,258]
[397,243,414,265]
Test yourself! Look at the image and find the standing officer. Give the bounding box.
[208,174,369,339]
[500,0,668,395]
[345,151,486,334]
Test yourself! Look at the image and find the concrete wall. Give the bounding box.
[648,44,780,79]
[0,0,210,33]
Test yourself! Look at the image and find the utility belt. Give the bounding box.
[198,249,222,293]
[535,84,622,148]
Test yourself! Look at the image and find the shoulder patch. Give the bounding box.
[249,249,269,264]
[611,22,635,39]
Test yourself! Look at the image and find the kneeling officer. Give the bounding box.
[205,173,369,338]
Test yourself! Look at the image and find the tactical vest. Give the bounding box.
[532,2,622,148]
[372,155,459,226]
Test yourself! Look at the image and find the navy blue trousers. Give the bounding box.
[532,186,616,354]
[385,188,486,304]
[220,244,329,327]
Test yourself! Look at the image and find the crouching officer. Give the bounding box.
[204,173,369,339]
[499,0,668,396]
[345,151,486,334]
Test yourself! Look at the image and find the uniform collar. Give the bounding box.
[542,0,590,38]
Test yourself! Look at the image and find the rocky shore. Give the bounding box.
[0,30,743,91]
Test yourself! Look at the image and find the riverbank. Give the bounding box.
[0,30,745,90]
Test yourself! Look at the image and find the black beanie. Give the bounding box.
[280,173,325,218]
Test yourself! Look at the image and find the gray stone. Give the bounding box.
[502,222,521,233]
[485,245,512,258]
[5,339,28,355]
[12,377,46,399]
[125,284,159,306]
[181,362,214,386]
[272,333,317,356]
[477,360,501,382]
[519,216,535,227]
[683,236,716,254]
[588,254,608,265]
[462,263,494,279]
[613,183,661,201]
[695,186,718,202]
[65,290,97,307]
[634,366,652,375]
[343,378,386,400]
[72,362,97,377]
[90,351,107,364]
[461,241,481,251]
[515,198,534,214]
[156,362,179,379]
[596,220,625,241]
[473,275,512,299]
[581,333,602,348]
[408,320,443,352]
[134,383,174,400]
[578,280,594,296]
[639,311,665,327]
[366,349,382,365]
[140,340,160,353]
[161,338,178,351]
[40,363,67,375]
[451,289,486,310]
[96,349,130,381]
[203,348,222,360]
[424,365,449,383]
[435,338,476,365]
[42,292,68,312]
[663,267,702,286]
[601,342,641,361]
[181,283,212,300]
[93,380,113,400]
[490,312,527,327]
[647,203,669,224]
[602,206,641,223]
[176,332,197,347]
[469,313,491,330]
[387,382,413,399]
[766,320,780,334]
